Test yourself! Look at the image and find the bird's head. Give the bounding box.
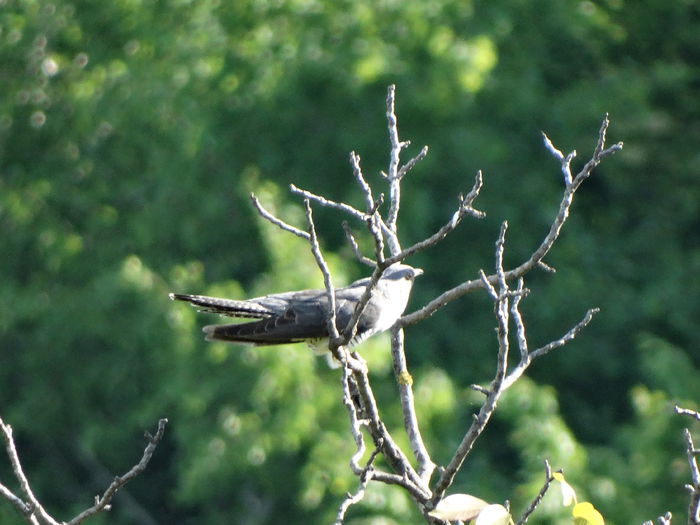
[382,264,424,282]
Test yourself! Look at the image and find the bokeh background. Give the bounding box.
[1,0,699,523]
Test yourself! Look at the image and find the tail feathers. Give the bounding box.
[169,293,273,319]
[203,322,304,346]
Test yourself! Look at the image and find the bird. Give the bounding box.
[169,264,423,353]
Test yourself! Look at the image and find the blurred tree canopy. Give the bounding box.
[1,0,698,523]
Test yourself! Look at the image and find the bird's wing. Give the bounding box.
[333,284,382,344]
[204,292,331,344]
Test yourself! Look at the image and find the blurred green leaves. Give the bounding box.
[1,0,698,523]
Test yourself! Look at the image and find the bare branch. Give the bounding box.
[385,171,485,267]
[402,117,622,327]
[351,365,428,498]
[340,365,368,475]
[242,92,617,524]
[390,326,436,483]
[334,446,381,524]
[493,222,511,389]
[528,308,600,360]
[432,224,513,501]
[510,278,530,359]
[500,308,599,391]
[250,193,310,240]
[0,482,36,524]
[398,145,429,179]
[299,192,429,503]
[676,406,700,423]
[1,416,167,525]
[542,132,575,185]
[681,428,700,525]
[303,199,341,348]
[342,221,375,267]
[1,417,61,525]
[291,183,369,223]
[516,460,554,525]
[349,151,391,260]
[537,260,556,273]
[67,419,168,525]
[384,84,406,252]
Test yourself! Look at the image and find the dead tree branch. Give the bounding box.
[516,460,554,525]
[675,406,700,525]
[0,417,167,525]
[248,86,619,523]
[432,220,600,502]
[401,117,622,327]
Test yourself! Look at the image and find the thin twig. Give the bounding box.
[349,151,376,213]
[342,221,375,267]
[349,151,390,261]
[303,199,341,348]
[432,225,512,501]
[516,460,554,525]
[402,117,622,327]
[384,171,485,267]
[493,222,510,389]
[676,406,700,423]
[291,184,369,223]
[510,278,530,359]
[500,308,599,391]
[0,417,61,525]
[528,308,600,360]
[250,193,310,240]
[341,365,368,475]
[351,366,428,497]
[390,326,436,483]
[383,84,406,253]
[334,446,382,524]
[398,145,429,179]
[0,417,167,525]
[67,419,168,525]
[682,428,700,525]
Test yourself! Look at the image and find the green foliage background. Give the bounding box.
[1,0,698,523]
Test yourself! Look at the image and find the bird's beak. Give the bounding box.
[413,268,424,278]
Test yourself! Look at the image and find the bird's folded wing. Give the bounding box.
[204,296,330,344]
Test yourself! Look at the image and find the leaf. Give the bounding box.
[474,503,512,525]
[573,501,605,525]
[429,494,489,521]
[553,472,577,506]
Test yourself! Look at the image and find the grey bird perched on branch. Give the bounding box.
[169,264,422,352]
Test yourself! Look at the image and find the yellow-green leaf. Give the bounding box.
[573,501,605,525]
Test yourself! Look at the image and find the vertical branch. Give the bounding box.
[432,224,513,501]
[380,85,436,489]
[303,199,341,349]
[684,427,700,525]
[391,327,436,483]
[516,460,554,525]
[383,84,405,254]
[384,84,404,241]
[492,222,510,389]
[0,418,61,525]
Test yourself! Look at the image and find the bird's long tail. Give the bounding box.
[169,293,273,319]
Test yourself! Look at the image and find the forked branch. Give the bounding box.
[0,417,167,525]
[248,86,620,523]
